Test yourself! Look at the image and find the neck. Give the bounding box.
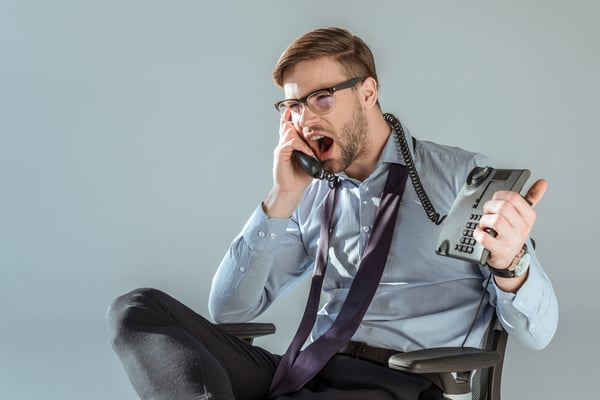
[343,111,392,181]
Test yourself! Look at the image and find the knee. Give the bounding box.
[105,287,165,349]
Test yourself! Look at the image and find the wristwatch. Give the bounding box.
[487,244,530,278]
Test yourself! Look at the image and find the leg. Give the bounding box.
[276,355,443,400]
[106,287,279,400]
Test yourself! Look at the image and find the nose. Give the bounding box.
[297,103,319,127]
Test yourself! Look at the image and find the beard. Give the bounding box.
[321,103,369,174]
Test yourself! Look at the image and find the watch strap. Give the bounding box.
[487,244,528,278]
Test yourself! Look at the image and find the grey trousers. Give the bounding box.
[106,287,442,400]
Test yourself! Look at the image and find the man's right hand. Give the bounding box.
[262,109,314,218]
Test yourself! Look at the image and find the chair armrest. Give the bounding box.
[388,347,502,374]
[217,322,276,341]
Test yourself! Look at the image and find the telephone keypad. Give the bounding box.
[454,214,482,255]
[435,167,530,265]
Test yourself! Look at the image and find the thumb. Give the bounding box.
[524,179,548,208]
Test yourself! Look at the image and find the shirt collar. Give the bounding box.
[378,125,414,167]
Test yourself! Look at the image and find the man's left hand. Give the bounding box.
[474,179,548,275]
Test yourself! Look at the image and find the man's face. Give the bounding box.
[281,58,369,174]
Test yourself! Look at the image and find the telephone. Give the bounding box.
[292,151,326,179]
[292,151,338,183]
[286,107,338,182]
[435,166,531,265]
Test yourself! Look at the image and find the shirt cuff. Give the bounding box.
[241,204,292,251]
[494,257,545,320]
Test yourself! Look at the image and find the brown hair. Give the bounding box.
[272,27,379,88]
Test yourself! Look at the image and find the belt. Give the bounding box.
[337,341,399,366]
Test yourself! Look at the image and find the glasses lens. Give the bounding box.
[277,100,302,115]
[308,91,334,114]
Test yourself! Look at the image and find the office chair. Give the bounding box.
[218,315,507,400]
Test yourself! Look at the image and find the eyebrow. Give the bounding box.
[283,85,332,103]
[292,77,365,101]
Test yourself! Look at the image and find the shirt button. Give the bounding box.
[268,233,277,240]
[361,226,370,233]
[239,267,246,273]
[258,231,266,238]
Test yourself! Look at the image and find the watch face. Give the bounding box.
[513,252,531,277]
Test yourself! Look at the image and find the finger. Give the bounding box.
[279,108,292,131]
[281,106,291,121]
[279,121,300,143]
[481,201,521,232]
[524,179,548,208]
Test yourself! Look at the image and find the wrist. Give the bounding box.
[487,244,530,279]
[262,187,302,218]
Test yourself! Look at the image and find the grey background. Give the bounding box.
[1,0,597,399]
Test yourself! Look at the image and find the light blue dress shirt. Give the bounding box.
[209,129,558,352]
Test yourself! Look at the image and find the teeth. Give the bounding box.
[310,135,324,141]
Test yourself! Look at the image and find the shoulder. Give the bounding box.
[414,139,491,169]
[415,139,492,176]
[412,138,494,208]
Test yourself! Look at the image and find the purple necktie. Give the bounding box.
[269,163,409,398]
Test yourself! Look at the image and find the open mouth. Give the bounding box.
[310,135,334,160]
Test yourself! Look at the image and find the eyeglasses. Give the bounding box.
[274,77,365,118]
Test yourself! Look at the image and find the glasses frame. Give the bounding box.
[274,77,365,117]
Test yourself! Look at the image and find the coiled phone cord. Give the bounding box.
[383,113,446,225]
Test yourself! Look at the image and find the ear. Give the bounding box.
[359,77,379,109]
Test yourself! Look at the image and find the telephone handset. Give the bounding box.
[435,166,531,265]
[292,151,339,183]
[292,151,325,179]
[285,109,339,182]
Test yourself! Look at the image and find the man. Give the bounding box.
[107,27,558,400]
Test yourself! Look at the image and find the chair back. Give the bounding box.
[471,314,508,400]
